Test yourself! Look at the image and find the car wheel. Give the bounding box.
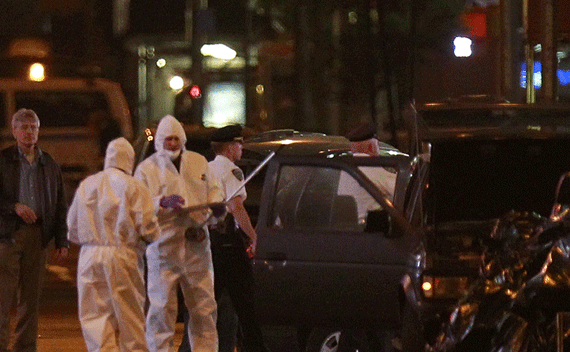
[305,328,342,352]
[401,302,425,352]
[305,328,397,352]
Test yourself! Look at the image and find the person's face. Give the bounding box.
[227,140,243,162]
[163,135,182,152]
[12,119,39,149]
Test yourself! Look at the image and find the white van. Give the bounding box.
[0,77,134,201]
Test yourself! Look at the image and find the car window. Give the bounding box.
[270,165,388,231]
[15,91,109,127]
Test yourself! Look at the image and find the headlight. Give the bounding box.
[422,275,469,299]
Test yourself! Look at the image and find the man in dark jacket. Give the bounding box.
[0,108,68,352]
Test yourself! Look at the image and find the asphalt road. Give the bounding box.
[12,244,300,352]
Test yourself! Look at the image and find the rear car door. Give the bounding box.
[252,154,416,329]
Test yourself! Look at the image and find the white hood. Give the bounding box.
[104,137,135,175]
[154,115,187,157]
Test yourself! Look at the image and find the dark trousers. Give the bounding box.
[179,229,268,352]
[0,224,47,352]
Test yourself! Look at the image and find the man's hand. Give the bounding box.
[160,194,185,209]
[246,241,257,258]
[15,203,37,224]
[54,247,68,261]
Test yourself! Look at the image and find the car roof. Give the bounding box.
[134,124,407,165]
[243,133,351,157]
[243,129,407,157]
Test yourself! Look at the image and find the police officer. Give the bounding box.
[209,125,268,352]
[180,125,268,352]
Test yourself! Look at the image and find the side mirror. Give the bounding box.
[364,209,394,236]
[551,172,570,222]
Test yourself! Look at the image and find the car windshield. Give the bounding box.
[427,137,570,223]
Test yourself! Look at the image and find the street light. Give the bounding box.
[200,44,237,60]
[453,36,473,57]
[169,76,185,90]
[28,63,45,81]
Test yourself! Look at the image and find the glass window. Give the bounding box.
[271,165,389,232]
[15,91,109,128]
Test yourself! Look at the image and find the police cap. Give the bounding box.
[345,122,378,142]
[211,124,244,143]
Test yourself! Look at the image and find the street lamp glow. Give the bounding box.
[169,76,184,90]
[28,63,45,81]
[453,36,473,58]
[200,44,237,60]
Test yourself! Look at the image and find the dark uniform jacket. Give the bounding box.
[0,145,68,248]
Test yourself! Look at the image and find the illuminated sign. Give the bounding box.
[520,61,570,88]
[202,82,245,128]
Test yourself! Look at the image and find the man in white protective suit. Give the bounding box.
[134,115,225,352]
[67,137,159,352]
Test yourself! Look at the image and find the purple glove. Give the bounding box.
[210,202,227,218]
[160,194,185,208]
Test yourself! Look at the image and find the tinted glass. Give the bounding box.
[271,165,387,231]
[15,91,109,127]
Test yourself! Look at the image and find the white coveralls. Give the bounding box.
[134,115,223,352]
[67,137,159,352]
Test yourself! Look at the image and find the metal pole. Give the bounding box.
[522,0,536,103]
[500,0,512,100]
[227,150,277,201]
[191,0,207,124]
[543,0,556,102]
[137,45,148,130]
[181,147,281,218]
[245,0,253,125]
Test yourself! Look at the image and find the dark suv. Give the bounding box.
[399,102,570,351]
[133,108,570,352]
[135,125,415,351]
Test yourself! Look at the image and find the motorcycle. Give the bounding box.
[428,172,570,352]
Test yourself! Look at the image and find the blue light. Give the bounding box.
[521,61,570,88]
[520,62,542,89]
[558,69,570,85]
